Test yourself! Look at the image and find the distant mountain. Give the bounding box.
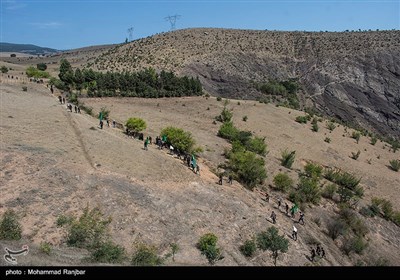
[0,42,60,55]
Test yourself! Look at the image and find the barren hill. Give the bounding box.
[85,28,400,138]
[0,73,399,266]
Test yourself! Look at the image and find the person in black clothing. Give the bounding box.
[218,173,223,185]
[270,211,277,224]
[100,120,103,129]
[228,174,233,184]
[285,203,289,216]
[320,247,325,258]
[298,212,305,225]
[316,244,321,256]
[310,248,316,262]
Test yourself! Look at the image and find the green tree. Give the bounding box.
[160,126,196,154]
[83,68,97,83]
[240,239,257,257]
[322,184,337,199]
[131,243,163,266]
[26,66,50,78]
[217,121,239,141]
[66,206,111,249]
[228,150,267,190]
[281,149,296,169]
[87,80,97,96]
[257,227,289,266]
[334,171,363,205]
[295,116,308,124]
[273,173,293,192]
[297,177,321,204]
[59,58,74,85]
[74,68,85,91]
[216,106,233,123]
[91,241,125,263]
[197,233,223,265]
[0,210,22,240]
[36,63,47,71]
[125,117,147,133]
[342,236,368,255]
[303,162,323,180]
[246,136,267,156]
[1,65,8,73]
[390,139,400,153]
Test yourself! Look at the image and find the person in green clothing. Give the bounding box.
[290,204,298,218]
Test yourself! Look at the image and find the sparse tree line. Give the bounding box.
[255,79,300,109]
[52,59,202,98]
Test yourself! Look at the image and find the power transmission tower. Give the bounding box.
[165,15,181,31]
[127,27,134,42]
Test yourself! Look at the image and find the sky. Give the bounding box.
[1,0,399,50]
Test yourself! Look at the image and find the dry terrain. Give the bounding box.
[3,29,400,138]
[0,71,399,266]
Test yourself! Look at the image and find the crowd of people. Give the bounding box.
[253,188,327,263]
[125,129,201,175]
[310,244,326,261]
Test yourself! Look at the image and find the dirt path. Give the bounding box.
[62,109,95,169]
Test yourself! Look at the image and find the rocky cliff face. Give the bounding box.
[296,50,400,138]
[91,28,400,137]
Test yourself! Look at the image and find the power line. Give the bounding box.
[164,15,181,31]
[127,27,134,42]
